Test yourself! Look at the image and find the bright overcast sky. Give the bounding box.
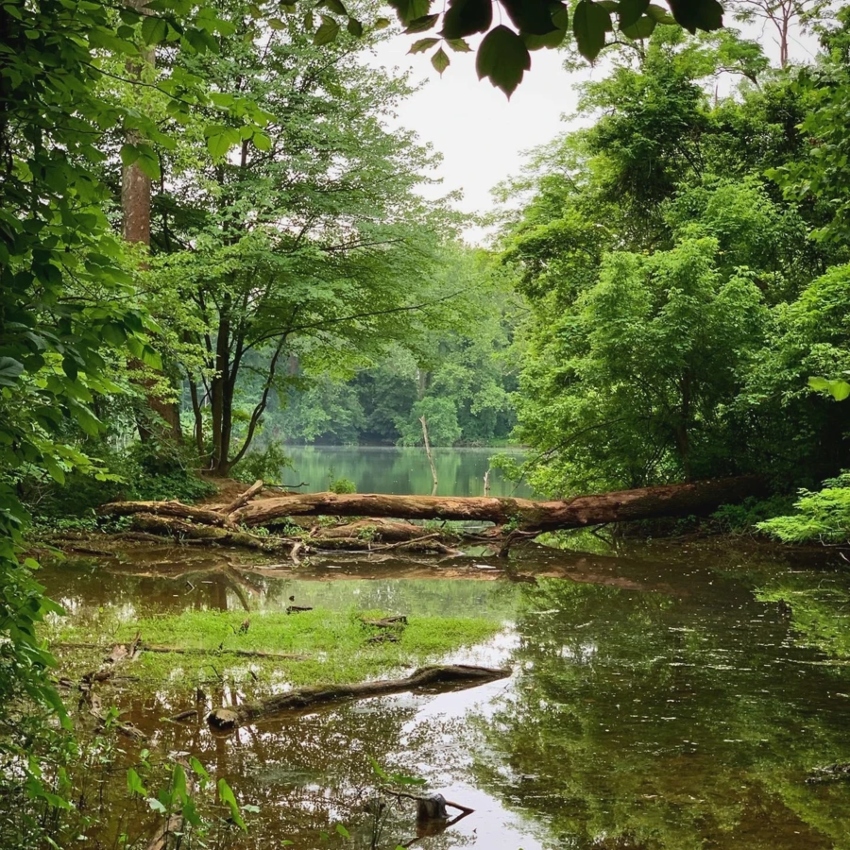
[368,17,821,231]
[372,34,587,220]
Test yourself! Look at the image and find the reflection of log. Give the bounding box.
[231,476,766,531]
[207,664,511,730]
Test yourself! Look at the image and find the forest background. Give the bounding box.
[4,0,850,841]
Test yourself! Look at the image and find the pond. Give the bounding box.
[281,446,531,498]
[41,537,850,849]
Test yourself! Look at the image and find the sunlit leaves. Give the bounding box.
[476,24,531,97]
[809,377,850,402]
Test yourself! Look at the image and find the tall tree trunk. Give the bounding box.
[123,0,181,446]
[210,294,232,475]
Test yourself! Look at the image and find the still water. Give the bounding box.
[43,538,850,849]
[282,446,531,498]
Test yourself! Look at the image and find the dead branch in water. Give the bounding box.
[207,664,511,731]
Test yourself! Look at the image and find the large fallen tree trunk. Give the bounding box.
[207,664,511,730]
[230,475,766,532]
[99,476,767,551]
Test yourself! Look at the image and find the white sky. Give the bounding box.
[372,34,587,222]
[367,16,823,234]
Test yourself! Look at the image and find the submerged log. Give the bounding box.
[207,664,511,730]
[231,476,767,531]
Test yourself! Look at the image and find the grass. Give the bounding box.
[52,607,504,691]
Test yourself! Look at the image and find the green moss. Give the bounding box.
[53,608,503,691]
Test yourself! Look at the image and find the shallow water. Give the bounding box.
[41,540,850,849]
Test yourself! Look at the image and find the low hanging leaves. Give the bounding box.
[501,0,559,36]
[441,0,492,39]
[408,37,439,53]
[618,0,650,28]
[573,0,612,61]
[431,46,450,74]
[476,24,531,98]
[313,14,339,44]
[667,0,723,33]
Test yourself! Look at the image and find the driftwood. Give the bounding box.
[207,664,511,730]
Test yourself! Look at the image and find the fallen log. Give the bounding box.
[127,513,292,551]
[97,476,766,551]
[207,664,511,730]
[229,475,767,531]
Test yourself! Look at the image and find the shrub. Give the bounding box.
[756,473,850,543]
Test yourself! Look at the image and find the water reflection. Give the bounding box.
[41,543,850,849]
[284,446,531,498]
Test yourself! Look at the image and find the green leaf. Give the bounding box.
[501,0,557,35]
[323,0,347,14]
[645,3,676,23]
[475,24,530,98]
[0,357,24,387]
[386,0,430,26]
[140,15,168,44]
[405,13,439,32]
[374,17,392,28]
[551,2,569,29]
[335,823,351,838]
[252,131,272,151]
[347,17,363,35]
[218,778,247,831]
[809,377,850,402]
[189,757,210,783]
[667,0,723,33]
[43,456,65,485]
[445,37,472,51]
[573,0,611,61]
[431,46,450,74]
[408,37,440,53]
[523,27,565,49]
[621,13,655,37]
[126,768,147,797]
[441,0,492,39]
[313,14,339,44]
[618,0,649,28]
[369,756,390,781]
[171,765,187,804]
[268,17,286,29]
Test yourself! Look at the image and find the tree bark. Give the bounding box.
[230,476,767,532]
[207,664,511,730]
[123,0,181,446]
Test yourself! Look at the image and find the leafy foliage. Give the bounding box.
[757,473,850,543]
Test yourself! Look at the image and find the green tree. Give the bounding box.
[146,1,453,474]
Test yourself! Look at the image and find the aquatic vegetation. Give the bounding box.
[53,608,504,690]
